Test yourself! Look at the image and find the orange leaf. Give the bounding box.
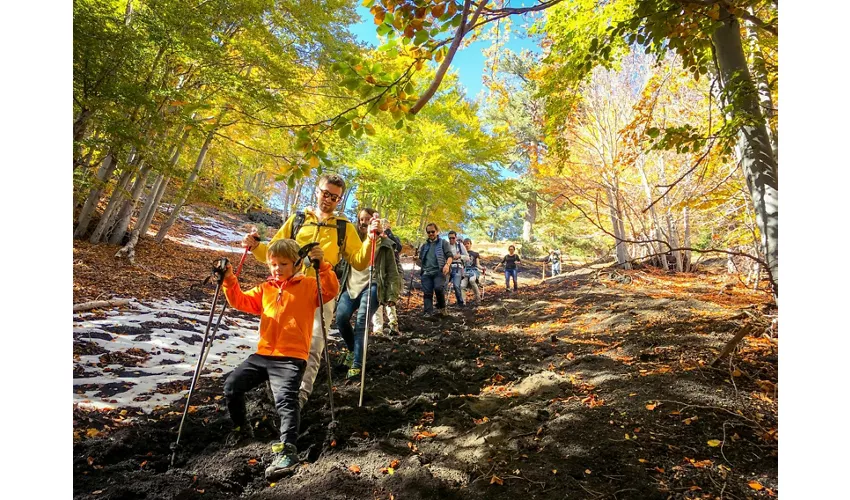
[748,481,764,491]
[489,475,503,485]
[349,464,361,474]
[389,459,400,468]
[645,403,657,411]
[248,459,258,465]
[330,440,337,447]
[86,428,100,438]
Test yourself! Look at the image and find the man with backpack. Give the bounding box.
[415,223,453,318]
[445,230,470,308]
[242,174,381,407]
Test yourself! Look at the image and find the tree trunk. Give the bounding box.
[683,206,692,272]
[522,193,537,243]
[744,7,777,158]
[73,108,93,167]
[606,185,630,269]
[155,126,217,243]
[136,173,166,235]
[108,161,153,245]
[637,159,668,269]
[712,6,779,296]
[88,166,135,243]
[74,152,116,239]
[666,212,683,272]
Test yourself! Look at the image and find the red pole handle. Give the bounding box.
[234,246,250,277]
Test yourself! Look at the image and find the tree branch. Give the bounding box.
[411,0,485,114]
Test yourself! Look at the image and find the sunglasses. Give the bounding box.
[449,236,456,240]
[426,230,436,234]
[318,188,341,203]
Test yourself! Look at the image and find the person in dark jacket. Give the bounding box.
[415,222,453,317]
[372,222,404,335]
[493,245,521,292]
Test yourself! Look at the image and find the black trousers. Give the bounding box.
[224,354,306,445]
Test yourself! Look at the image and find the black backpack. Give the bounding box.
[290,211,347,248]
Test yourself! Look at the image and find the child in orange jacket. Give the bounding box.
[220,238,339,481]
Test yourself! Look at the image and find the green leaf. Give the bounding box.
[376,23,392,36]
[450,13,463,28]
[395,120,404,129]
[339,123,352,138]
[646,127,660,138]
[414,29,429,46]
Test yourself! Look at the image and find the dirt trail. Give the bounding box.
[73,208,777,499]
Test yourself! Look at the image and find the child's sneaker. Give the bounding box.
[265,442,299,481]
[225,424,254,447]
[346,367,362,380]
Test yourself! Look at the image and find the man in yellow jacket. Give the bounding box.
[242,174,382,407]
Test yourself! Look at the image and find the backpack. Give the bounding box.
[290,211,347,248]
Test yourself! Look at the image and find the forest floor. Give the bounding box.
[73,204,778,500]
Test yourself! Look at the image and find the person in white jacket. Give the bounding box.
[445,230,470,307]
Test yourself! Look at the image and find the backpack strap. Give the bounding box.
[336,219,347,248]
[290,211,306,240]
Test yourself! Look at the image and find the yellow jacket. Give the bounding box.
[251,209,373,273]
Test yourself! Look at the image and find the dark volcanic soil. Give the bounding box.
[73,207,777,499]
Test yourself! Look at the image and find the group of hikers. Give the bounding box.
[215,174,564,481]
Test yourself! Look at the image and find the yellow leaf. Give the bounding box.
[645,403,657,411]
[638,459,647,463]
[309,155,319,169]
[86,428,100,438]
[748,481,764,490]
[707,439,722,447]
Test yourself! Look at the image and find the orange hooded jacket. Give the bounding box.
[221,261,339,360]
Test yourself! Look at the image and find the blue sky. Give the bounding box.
[349,6,542,102]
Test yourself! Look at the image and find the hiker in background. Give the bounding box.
[372,220,404,336]
[220,239,339,481]
[415,222,453,317]
[493,245,521,292]
[546,248,562,276]
[241,174,382,407]
[446,230,469,308]
[335,209,401,379]
[460,238,484,306]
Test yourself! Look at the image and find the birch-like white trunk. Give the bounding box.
[108,161,153,244]
[606,185,630,269]
[713,6,779,296]
[683,207,692,272]
[74,152,116,239]
[154,127,216,243]
[88,166,135,243]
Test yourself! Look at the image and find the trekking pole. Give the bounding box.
[300,242,335,422]
[359,224,380,407]
[171,254,235,467]
[481,269,486,299]
[196,246,251,380]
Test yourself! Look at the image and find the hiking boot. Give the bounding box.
[265,442,299,481]
[225,424,254,447]
[346,367,362,380]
